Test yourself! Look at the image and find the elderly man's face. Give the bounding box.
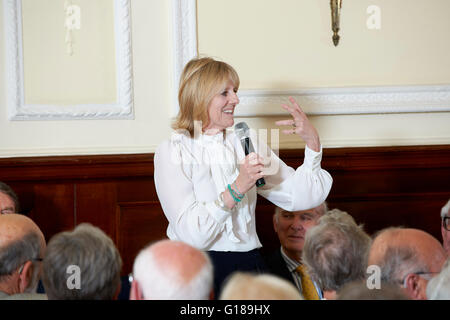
[442,216,450,256]
[0,192,15,214]
[273,206,323,261]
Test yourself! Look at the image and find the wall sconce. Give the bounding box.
[330,0,342,46]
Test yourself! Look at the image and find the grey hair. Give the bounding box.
[133,243,213,299]
[0,181,19,213]
[302,221,372,291]
[441,199,450,219]
[274,201,328,223]
[427,259,450,300]
[319,208,357,226]
[377,246,427,285]
[0,231,42,292]
[337,280,409,300]
[370,227,430,285]
[42,223,122,300]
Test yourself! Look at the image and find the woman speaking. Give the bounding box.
[154,57,332,295]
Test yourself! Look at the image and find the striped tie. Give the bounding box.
[296,265,319,300]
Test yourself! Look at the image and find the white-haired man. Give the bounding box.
[130,239,213,300]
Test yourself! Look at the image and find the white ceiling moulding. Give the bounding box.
[4,0,134,120]
[235,85,450,117]
[172,3,450,117]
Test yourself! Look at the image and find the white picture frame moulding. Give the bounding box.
[4,0,134,120]
[171,0,450,117]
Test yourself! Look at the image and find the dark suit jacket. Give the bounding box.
[263,248,296,287]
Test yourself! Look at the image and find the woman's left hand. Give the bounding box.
[275,96,320,152]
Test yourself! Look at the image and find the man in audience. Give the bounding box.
[302,209,372,299]
[264,202,327,299]
[426,258,450,300]
[368,227,447,300]
[440,199,450,256]
[0,181,19,214]
[130,239,213,300]
[219,272,302,300]
[337,280,409,300]
[42,223,122,300]
[0,213,46,299]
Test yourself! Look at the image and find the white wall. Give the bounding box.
[198,0,450,148]
[0,0,173,157]
[0,0,449,158]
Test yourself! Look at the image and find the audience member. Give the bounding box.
[302,209,372,299]
[264,202,327,299]
[440,199,450,256]
[0,213,46,300]
[0,181,19,214]
[337,280,409,300]
[42,223,122,300]
[426,258,450,300]
[368,227,447,300]
[130,239,213,300]
[319,208,359,226]
[219,272,302,300]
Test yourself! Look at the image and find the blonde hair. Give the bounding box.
[172,57,240,137]
[219,272,303,300]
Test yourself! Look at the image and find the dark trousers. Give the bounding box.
[207,249,267,299]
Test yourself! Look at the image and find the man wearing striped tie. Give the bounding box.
[264,202,328,300]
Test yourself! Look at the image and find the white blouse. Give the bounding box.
[154,130,333,252]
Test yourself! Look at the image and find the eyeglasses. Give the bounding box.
[401,271,440,287]
[128,273,134,284]
[18,258,43,275]
[443,217,450,231]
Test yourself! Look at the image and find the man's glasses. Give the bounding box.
[18,258,43,275]
[443,217,450,231]
[401,271,440,287]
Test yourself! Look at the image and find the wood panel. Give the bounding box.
[0,145,449,275]
[29,183,75,242]
[117,202,168,274]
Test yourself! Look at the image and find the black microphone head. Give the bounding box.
[234,122,249,140]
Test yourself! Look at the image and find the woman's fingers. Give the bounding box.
[288,96,304,114]
[275,119,295,126]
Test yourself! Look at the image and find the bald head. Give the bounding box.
[132,240,213,300]
[0,214,45,250]
[369,228,446,271]
[368,228,446,300]
[0,214,45,295]
[149,240,207,284]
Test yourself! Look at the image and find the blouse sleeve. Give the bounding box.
[154,140,233,250]
[257,143,333,211]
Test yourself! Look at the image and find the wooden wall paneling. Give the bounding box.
[116,202,168,275]
[75,181,118,242]
[0,146,449,276]
[117,179,159,203]
[29,183,75,242]
[255,198,279,255]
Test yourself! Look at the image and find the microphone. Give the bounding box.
[234,122,265,188]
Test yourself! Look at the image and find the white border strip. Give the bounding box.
[171,0,197,117]
[4,0,134,120]
[172,3,450,116]
[236,85,450,117]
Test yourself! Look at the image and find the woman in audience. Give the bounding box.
[154,56,332,295]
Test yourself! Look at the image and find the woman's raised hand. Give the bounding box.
[275,96,320,152]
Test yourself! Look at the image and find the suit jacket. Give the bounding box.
[263,248,296,287]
